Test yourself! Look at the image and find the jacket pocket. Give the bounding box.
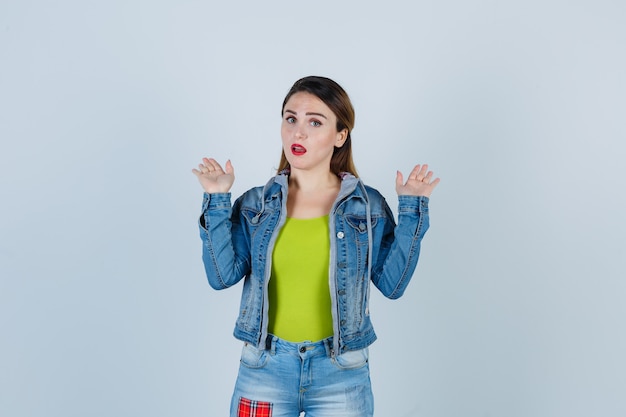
[344,215,378,237]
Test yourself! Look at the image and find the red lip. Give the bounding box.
[291,144,307,156]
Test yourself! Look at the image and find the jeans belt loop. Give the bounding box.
[323,337,334,358]
[265,334,277,355]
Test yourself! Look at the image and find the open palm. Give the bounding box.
[192,157,235,193]
[395,164,440,198]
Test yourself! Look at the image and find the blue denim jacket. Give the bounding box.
[198,172,430,356]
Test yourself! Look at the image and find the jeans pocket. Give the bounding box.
[240,343,269,369]
[331,347,369,370]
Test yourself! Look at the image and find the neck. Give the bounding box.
[288,168,339,192]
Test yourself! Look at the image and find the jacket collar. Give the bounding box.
[268,169,367,203]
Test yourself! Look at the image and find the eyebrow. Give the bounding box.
[284,109,328,119]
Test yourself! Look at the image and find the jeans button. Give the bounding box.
[299,346,306,353]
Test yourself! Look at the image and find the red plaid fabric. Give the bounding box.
[237,397,273,417]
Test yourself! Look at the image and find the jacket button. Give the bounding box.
[340,320,346,326]
[338,289,346,296]
[359,223,366,231]
[338,262,346,268]
[336,208,343,215]
[336,231,345,239]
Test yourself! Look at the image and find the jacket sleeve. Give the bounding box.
[370,195,430,299]
[198,192,251,290]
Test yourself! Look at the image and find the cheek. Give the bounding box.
[280,131,293,153]
[281,121,295,136]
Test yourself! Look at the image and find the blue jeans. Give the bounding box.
[230,336,374,417]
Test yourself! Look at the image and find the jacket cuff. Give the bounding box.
[397,195,429,215]
[201,192,232,212]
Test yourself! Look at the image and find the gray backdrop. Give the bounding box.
[1,1,624,416]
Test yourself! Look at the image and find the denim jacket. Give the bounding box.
[198,172,430,356]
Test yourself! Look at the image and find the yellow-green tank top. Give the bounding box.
[268,215,333,342]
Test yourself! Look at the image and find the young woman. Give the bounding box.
[192,76,440,417]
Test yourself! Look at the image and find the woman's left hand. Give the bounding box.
[395,164,440,198]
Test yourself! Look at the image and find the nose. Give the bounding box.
[294,125,306,139]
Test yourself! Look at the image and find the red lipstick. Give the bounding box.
[291,144,307,156]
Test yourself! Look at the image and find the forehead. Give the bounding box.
[283,92,334,116]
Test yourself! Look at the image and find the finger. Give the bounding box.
[225,159,234,175]
[430,177,441,188]
[207,158,224,173]
[202,162,216,174]
[408,165,421,180]
[395,170,404,188]
[204,158,216,171]
[417,164,429,179]
[201,158,217,172]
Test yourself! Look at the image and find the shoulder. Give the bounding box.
[362,184,384,201]
[340,174,385,203]
[233,185,262,205]
[343,179,392,218]
[359,183,388,209]
[234,175,286,208]
[238,185,264,200]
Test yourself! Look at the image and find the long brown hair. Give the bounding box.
[277,76,358,177]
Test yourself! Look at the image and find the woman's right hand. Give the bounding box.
[192,157,235,193]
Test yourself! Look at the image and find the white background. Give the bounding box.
[1,1,625,416]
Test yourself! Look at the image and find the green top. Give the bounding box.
[268,215,333,342]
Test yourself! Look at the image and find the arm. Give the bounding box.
[198,193,251,290]
[193,158,250,289]
[370,195,430,299]
[371,164,440,298]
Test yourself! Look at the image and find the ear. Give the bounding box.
[334,129,348,148]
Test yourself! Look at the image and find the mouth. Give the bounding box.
[291,144,307,156]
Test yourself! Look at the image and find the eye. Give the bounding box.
[310,120,322,127]
[285,116,296,124]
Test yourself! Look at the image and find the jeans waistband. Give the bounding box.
[265,334,334,357]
